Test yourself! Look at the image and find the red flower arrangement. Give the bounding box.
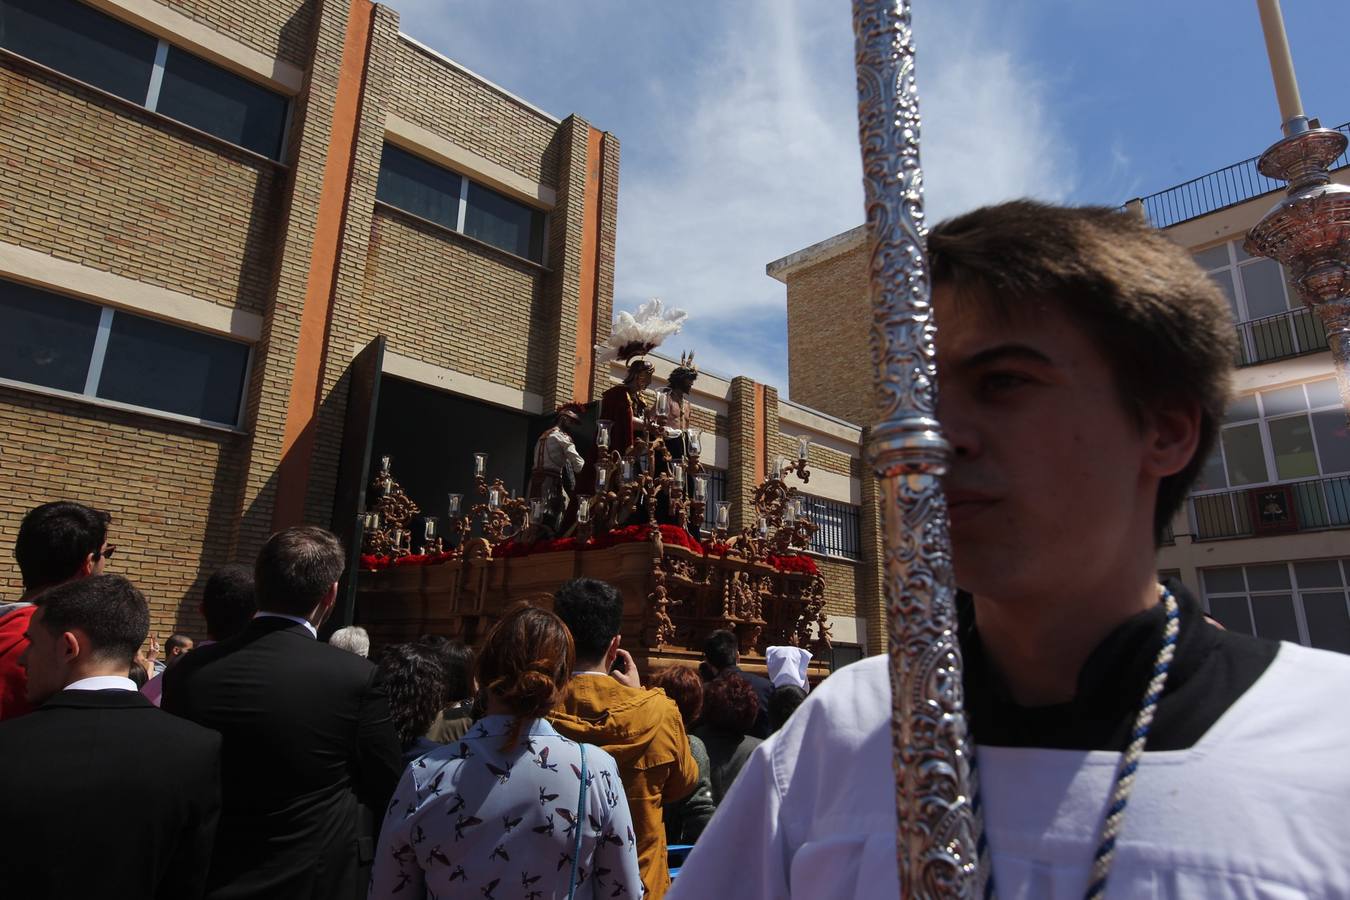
[359,525,818,575]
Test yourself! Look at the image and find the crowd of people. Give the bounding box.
[2,201,1349,898]
[0,504,797,900]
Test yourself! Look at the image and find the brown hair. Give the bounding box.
[649,665,703,729]
[475,604,575,749]
[702,671,760,735]
[928,201,1236,543]
[255,526,344,616]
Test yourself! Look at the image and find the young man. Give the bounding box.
[702,629,771,738]
[163,527,402,900]
[0,500,113,720]
[548,577,699,900]
[670,201,1350,898]
[0,575,220,899]
[143,563,256,707]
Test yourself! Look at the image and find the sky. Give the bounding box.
[393,0,1350,396]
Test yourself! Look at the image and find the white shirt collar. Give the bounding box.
[571,670,612,677]
[253,611,318,638]
[65,675,138,692]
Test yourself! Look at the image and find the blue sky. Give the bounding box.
[394,0,1349,396]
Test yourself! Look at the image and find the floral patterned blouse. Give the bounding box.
[370,715,643,899]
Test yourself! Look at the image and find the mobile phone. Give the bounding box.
[610,654,628,674]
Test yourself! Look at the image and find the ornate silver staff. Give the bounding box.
[851,2,982,896]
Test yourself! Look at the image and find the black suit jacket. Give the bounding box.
[0,688,221,899]
[727,665,774,738]
[163,616,403,900]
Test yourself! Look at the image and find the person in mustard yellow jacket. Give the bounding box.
[548,578,699,900]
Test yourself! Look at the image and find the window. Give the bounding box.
[1202,560,1350,653]
[804,495,860,560]
[0,0,287,159]
[0,0,156,102]
[376,143,547,263]
[0,278,250,426]
[1192,240,1295,323]
[465,182,545,261]
[1194,379,1350,493]
[157,45,287,159]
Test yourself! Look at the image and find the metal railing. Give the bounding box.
[1129,122,1350,229]
[1234,305,1329,367]
[1191,474,1350,541]
[805,495,862,559]
[1159,521,1175,546]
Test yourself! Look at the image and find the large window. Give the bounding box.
[376,143,547,264]
[804,495,861,560]
[0,0,288,158]
[1202,559,1350,654]
[1193,380,1350,493]
[1192,240,1296,323]
[0,279,250,427]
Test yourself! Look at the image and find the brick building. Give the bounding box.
[1,0,881,662]
[766,126,1350,656]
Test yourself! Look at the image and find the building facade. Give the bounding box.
[765,126,1350,656]
[1,0,882,659]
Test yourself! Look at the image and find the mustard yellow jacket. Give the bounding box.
[550,675,699,899]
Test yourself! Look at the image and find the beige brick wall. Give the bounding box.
[0,387,245,639]
[785,245,876,426]
[726,377,758,531]
[160,0,315,67]
[361,209,548,392]
[0,60,282,316]
[389,38,560,186]
[816,557,860,619]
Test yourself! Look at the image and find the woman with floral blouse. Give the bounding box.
[370,605,642,899]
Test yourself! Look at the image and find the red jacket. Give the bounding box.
[0,603,36,720]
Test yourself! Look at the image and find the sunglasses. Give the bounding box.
[97,545,118,560]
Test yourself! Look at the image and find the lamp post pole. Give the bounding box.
[1245,0,1350,418]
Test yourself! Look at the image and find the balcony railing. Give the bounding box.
[1234,305,1329,367]
[1129,122,1350,229]
[1190,474,1350,541]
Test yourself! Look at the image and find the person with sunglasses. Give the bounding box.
[0,500,114,720]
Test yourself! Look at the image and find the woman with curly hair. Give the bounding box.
[370,605,641,899]
[374,642,448,763]
[694,672,764,803]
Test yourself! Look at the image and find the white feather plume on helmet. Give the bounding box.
[595,298,688,365]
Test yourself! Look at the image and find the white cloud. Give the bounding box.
[391,1,1076,394]
[614,0,1075,392]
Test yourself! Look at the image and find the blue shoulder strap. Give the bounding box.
[567,744,588,899]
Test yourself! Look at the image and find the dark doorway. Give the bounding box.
[371,375,542,524]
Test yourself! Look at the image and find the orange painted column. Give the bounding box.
[272,0,375,529]
[753,382,767,484]
[572,127,605,403]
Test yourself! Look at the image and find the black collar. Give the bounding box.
[959,581,1278,752]
[40,689,154,711]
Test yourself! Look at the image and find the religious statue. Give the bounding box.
[599,359,654,458]
[654,352,699,526]
[527,404,586,536]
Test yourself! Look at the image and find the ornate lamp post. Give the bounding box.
[1245,0,1350,416]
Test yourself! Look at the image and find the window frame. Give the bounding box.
[375,142,550,267]
[1200,559,1350,652]
[1194,239,1295,324]
[1190,378,1346,497]
[0,0,290,161]
[802,494,862,561]
[0,281,253,431]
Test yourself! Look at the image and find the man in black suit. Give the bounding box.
[0,574,221,899]
[703,629,773,738]
[163,526,403,900]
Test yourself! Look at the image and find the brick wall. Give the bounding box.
[362,209,548,392]
[160,0,315,67]
[389,37,560,186]
[726,377,758,531]
[785,245,875,426]
[816,557,860,619]
[0,60,282,315]
[0,387,245,639]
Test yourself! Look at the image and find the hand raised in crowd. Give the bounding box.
[610,648,641,689]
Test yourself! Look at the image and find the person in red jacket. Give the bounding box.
[0,500,113,720]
